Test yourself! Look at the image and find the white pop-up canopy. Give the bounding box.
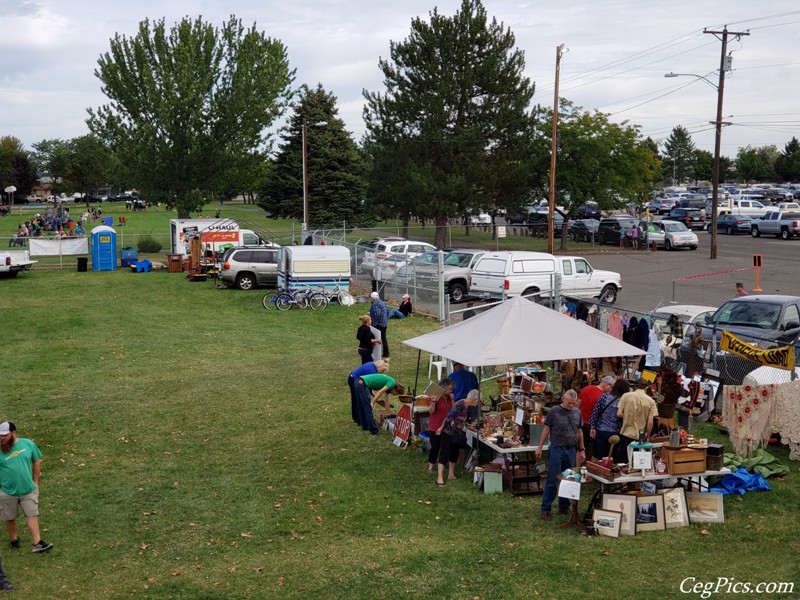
[403,296,645,367]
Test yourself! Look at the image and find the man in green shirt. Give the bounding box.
[0,422,53,553]
[354,374,405,435]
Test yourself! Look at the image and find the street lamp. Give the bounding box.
[301,119,327,239]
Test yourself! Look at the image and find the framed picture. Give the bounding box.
[635,494,666,532]
[601,493,637,536]
[686,492,725,523]
[660,486,690,529]
[593,509,623,538]
[699,373,723,414]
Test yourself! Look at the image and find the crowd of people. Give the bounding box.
[6,207,106,246]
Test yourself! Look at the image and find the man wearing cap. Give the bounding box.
[0,422,53,553]
[578,375,615,461]
[369,292,390,358]
[388,294,413,319]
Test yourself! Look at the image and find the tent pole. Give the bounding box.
[413,350,421,398]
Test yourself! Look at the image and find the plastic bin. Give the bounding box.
[77,257,88,272]
[120,247,138,268]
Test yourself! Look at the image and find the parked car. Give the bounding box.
[716,213,753,235]
[750,210,800,240]
[676,195,708,211]
[647,198,676,215]
[680,295,800,384]
[399,248,485,302]
[526,209,568,238]
[596,216,639,245]
[667,207,706,231]
[775,202,800,211]
[568,219,600,242]
[651,304,717,335]
[646,220,698,251]
[360,238,435,274]
[218,246,280,290]
[576,201,601,220]
[373,252,413,281]
[469,213,492,225]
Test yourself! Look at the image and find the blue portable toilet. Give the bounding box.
[91,225,117,271]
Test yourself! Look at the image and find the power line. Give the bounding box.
[706,9,800,29]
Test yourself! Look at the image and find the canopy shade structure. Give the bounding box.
[403,296,646,367]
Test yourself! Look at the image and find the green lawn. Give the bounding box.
[2,267,798,599]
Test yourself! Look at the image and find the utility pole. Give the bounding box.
[704,27,749,260]
[548,44,565,255]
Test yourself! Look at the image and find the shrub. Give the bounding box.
[137,235,162,253]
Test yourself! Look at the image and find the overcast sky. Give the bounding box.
[1,1,798,158]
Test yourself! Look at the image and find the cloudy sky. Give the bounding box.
[1,1,798,158]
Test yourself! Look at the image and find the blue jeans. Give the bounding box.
[541,445,577,514]
[388,309,406,319]
[354,379,379,434]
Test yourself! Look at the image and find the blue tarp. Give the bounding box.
[135,260,152,273]
[710,467,771,495]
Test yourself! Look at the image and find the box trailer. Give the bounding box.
[277,245,351,292]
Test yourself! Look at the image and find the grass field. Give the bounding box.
[2,263,798,600]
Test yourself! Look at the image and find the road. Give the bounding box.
[584,230,800,313]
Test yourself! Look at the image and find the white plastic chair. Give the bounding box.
[428,354,446,381]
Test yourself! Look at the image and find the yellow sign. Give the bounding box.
[99,235,110,243]
[719,330,795,371]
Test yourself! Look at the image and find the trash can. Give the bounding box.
[77,257,88,272]
[121,247,138,268]
[168,254,183,273]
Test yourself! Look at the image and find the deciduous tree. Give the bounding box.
[775,137,800,182]
[88,15,294,217]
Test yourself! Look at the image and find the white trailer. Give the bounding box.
[277,245,351,292]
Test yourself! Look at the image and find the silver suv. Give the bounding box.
[360,239,436,274]
[219,246,280,290]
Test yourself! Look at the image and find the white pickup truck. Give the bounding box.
[469,251,622,304]
[0,250,37,277]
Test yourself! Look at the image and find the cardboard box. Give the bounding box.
[663,446,707,475]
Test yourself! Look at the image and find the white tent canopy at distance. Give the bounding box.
[402,296,645,367]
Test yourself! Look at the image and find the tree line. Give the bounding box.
[3,1,799,233]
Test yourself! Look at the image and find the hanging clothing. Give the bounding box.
[645,326,661,367]
[722,384,778,458]
[772,380,800,460]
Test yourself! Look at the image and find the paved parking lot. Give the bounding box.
[585,231,800,312]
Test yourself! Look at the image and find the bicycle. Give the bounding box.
[324,277,355,306]
[264,287,328,311]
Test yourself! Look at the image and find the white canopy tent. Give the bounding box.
[403,296,646,367]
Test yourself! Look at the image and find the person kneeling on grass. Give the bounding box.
[353,374,405,435]
[434,390,480,487]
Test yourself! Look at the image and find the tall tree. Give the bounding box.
[363,0,537,248]
[0,137,39,202]
[64,135,112,203]
[536,101,661,221]
[692,149,714,183]
[260,84,369,228]
[775,137,800,182]
[736,145,778,182]
[88,16,294,216]
[662,126,695,184]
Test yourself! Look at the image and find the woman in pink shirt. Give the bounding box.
[426,378,454,474]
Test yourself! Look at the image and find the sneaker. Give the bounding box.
[0,581,14,591]
[8,539,19,550]
[32,539,53,553]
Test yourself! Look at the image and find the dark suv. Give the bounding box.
[577,201,602,220]
[597,216,639,245]
[219,246,280,290]
[667,207,706,230]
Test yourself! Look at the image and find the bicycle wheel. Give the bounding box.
[262,291,280,309]
[275,292,294,311]
[308,292,328,310]
[337,290,355,306]
[294,293,309,309]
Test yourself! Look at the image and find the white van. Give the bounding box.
[278,245,351,293]
[469,251,622,304]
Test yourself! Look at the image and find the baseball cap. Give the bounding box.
[0,422,15,436]
[370,292,380,299]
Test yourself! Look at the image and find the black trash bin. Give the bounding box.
[77,257,88,272]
